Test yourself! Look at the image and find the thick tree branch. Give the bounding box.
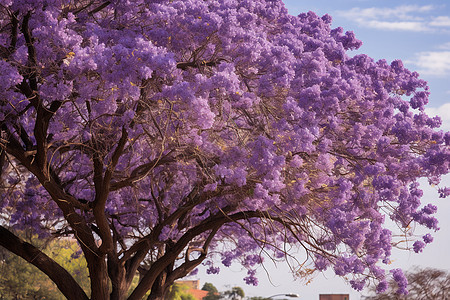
[124,245,151,285]
[21,11,38,91]
[0,226,89,300]
[120,182,228,274]
[165,226,219,287]
[4,128,97,260]
[72,1,94,15]
[0,9,18,58]
[20,12,62,172]
[109,150,178,191]
[127,210,267,300]
[88,1,112,16]
[93,127,128,254]
[8,9,18,53]
[176,58,226,70]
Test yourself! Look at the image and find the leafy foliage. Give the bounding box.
[0,0,449,299]
[223,287,245,300]
[202,282,221,300]
[166,283,197,300]
[0,248,62,299]
[0,230,89,299]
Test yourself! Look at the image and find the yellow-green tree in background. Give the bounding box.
[166,283,196,300]
[0,229,90,299]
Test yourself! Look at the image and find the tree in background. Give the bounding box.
[223,287,245,300]
[201,284,245,300]
[364,267,450,300]
[0,0,449,299]
[0,247,62,299]
[0,229,90,299]
[166,283,196,300]
[202,283,221,300]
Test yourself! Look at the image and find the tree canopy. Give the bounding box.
[202,282,221,300]
[223,287,245,300]
[166,283,196,300]
[0,0,449,299]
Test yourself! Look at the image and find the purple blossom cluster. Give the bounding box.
[0,0,449,297]
[391,269,409,295]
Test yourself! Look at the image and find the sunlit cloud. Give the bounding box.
[366,20,428,32]
[425,103,450,132]
[336,5,450,32]
[430,16,450,27]
[408,51,450,77]
[438,42,450,50]
[337,5,434,21]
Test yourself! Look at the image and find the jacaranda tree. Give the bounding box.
[0,0,449,299]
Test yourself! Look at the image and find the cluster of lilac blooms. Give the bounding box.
[0,0,449,297]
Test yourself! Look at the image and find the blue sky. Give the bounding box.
[194,1,450,299]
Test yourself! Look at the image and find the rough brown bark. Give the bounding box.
[109,256,128,300]
[84,252,110,300]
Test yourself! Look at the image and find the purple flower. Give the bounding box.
[376,280,388,294]
[206,266,220,275]
[391,269,408,295]
[438,187,450,198]
[350,279,366,291]
[243,270,258,286]
[423,233,433,244]
[1,0,449,296]
[412,240,425,253]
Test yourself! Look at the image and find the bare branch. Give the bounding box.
[176,58,228,70]
[21,11,38,91]
[88,1,111,16]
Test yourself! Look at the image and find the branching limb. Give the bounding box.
[93,127,128,254]
[88,1,111,16]
[127,210,267,300]
[176,58,228,70]
[0,9,18,58]
[0,225,89,300]
[109,150,178,191]
[8,9,18,53]
[165,226,220,285]
[21,11,38,91]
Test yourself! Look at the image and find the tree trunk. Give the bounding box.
[86,254,110,300]
[147,271,170,300]
[147,284,169,300]
[109,260,128,300]
[147,294,165,300]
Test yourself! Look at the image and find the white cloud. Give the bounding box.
[338,5,434,21]
[366,20,428,32]
[430,16,450,27]
[336,5,448,32]
[410,51,450,77]
[425,103,450,132]
[438,42,450,50]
